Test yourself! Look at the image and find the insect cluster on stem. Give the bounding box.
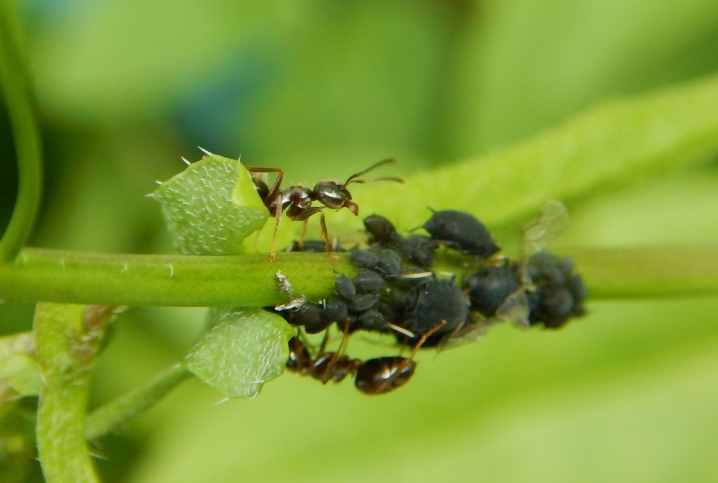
[248,159,402,260]
[271,201,587,395]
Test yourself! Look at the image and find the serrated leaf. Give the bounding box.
[0,332,41,397]
[186,308,294,399]
[153,155,268,255]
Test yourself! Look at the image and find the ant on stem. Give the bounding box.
[286,319,446,395]
[247,159,402,260]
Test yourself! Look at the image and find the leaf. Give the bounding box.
[353,73,718,241]
[185,308,294,399]
[153,154,268,255]
[0,332,41,398]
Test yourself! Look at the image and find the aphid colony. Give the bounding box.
[271,204,587,395]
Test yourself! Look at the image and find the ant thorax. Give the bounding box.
[281,186,312,211]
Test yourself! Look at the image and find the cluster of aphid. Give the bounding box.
[271,208,587,395]
[247,158,585,394]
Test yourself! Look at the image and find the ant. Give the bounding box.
[286,320,446,395]
[247,159,402,260]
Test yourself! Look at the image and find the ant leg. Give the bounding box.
[381,320,446,391]
[408,320,447,359]
[318,210,332,257]
[246,167,285,261]
[298,219,308,250]
[313,321,351,384]
[292,207,334,258]
[269,195,282,261]
[245,167,284,202]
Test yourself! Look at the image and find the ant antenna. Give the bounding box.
[343,158,403,187]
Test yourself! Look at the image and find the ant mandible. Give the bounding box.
[247,159,402,260]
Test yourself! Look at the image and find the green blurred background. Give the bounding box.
[2,0,718,481]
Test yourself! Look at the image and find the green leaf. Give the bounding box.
[153,154,268,255]
[0,332,40,397]
[186,308,294,399]
[353,73,718,241]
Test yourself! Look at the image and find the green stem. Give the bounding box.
[85,363,192,441]
[0,249,354,306]
[568,245,718,299]
[0,246,716,307]
[0,0,44,262]
[34,304,114,483]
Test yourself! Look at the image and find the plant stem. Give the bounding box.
[0,249,355,306]
[568,245,718,299]
[1,246,716,307]
[85,363,192,441]
[34,304,114,483]
[0,0,43,262]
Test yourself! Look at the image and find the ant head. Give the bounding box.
[313,180,358,213]
[315,158,401,214]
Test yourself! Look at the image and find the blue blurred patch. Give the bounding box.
[171,54,275,157]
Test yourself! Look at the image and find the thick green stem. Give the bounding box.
[0,249,355,306]
[1,246,716,307]
[0,0,43,262]
[34,304,114,483]
[85,363,192,440]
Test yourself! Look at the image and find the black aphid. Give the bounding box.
[364,214,400,245]
[335,274,356,300]
[400,278,470,345]
[464,265,521,317]
[349,249,380,270]
[423,210,500,258]
[400,234,436,267]
[353,270,387,293]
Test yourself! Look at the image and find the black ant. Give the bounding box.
[247,159,402,260]
[286,320,446,395]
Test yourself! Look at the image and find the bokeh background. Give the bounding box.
[2,0,718,481]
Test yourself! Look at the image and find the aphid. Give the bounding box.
[398,278,470,347]
[376,249,403,277]
[323,298,349,325]
[363,214,401,245]
[286,238,344,253]
[349,249,381,270]
[496,200,571,327]
[442,201,579,348]
[357,309,388,332]
[282,302,330,334]
[463,265,521,317]
[399,234,436,267]
[353,270,387,293]
[524,252,587,329]
[422,210,500,258]
[346,293,381,313]
[248,159,402,260]
[335,274,357,300]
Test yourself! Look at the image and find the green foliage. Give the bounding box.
[186,308,294,399]
[153,154,268,255]
[2,1,718,482]
[0,332,39,397]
